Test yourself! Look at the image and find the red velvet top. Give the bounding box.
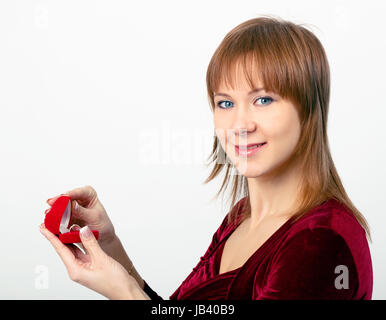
[143,197,373,300]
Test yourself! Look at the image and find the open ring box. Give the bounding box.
[44,195,99,243]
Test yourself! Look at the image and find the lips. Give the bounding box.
[234,142,267,156]
[236,142,266,150]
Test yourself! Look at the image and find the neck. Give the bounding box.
[246,161,302,229]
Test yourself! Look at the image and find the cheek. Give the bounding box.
[214,115,231,145]
[266,112,301,155]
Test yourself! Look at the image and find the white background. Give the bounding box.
[0,0,385,299]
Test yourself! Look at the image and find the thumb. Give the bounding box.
[72,200,88,219]
[79,226,103,261]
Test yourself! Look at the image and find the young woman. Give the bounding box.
[40,16,373,300]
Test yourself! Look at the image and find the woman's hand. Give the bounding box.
[46,185,147,290]
[39,223,150,300]
[46,185,116,246]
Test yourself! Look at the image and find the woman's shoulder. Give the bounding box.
[285,198,367,245]
[279,198,371,277]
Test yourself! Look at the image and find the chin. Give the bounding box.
[238,170,266,178]
[233,161,266,177]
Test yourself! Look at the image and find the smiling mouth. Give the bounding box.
[235,142,267,156]
[236,142,266,150]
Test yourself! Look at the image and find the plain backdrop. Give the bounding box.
[0,0,385,299]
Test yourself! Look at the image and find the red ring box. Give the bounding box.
[44,195,99,243]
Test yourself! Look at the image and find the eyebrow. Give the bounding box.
[213,87,266,98]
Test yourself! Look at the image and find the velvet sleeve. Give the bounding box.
[256,227,359,300]
[143,280,164,301]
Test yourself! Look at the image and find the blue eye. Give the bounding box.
[216,100,234,109]
[216,96,274,109]
[256,96,274,105]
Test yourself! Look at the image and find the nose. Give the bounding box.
[229,108,256,143]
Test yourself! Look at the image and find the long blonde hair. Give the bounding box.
[202,16,371,242]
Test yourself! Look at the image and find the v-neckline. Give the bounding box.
[176,199,333,300]
[214,213,296,277]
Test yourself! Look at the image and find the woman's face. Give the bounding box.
[213,77,302,178]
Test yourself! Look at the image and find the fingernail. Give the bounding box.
[80,226,92,239]
[74,201,79,212]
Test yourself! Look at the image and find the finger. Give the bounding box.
[64,185,97,207]
[39,223,76,269]
[71,199,88,220]
[46,186,97,207]
[79,226,103,262]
